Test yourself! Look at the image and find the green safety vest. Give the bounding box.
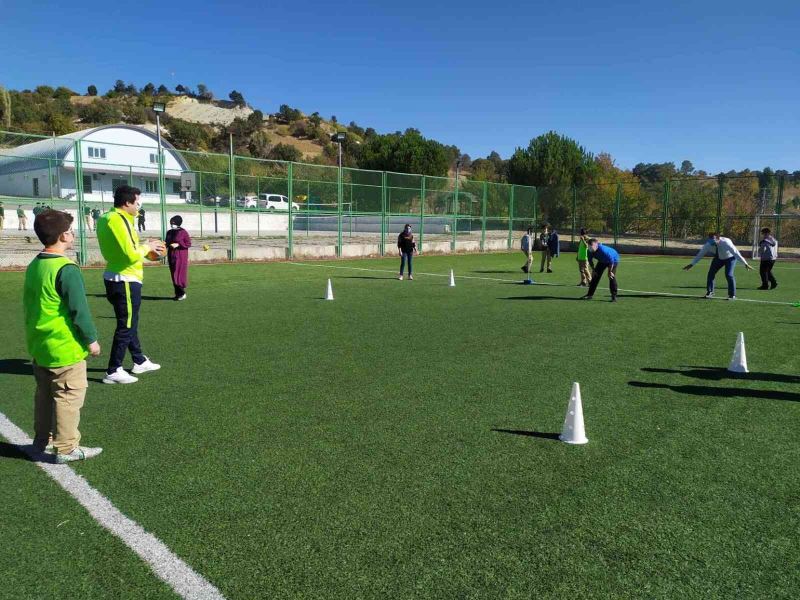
[577,238,589,261]
[24,255,88,367]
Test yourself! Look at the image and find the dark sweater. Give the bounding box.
[397,232,416,254]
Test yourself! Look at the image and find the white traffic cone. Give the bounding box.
[325,278,334,301]
[449,269,456,287]
[728,331,748,373]
[559,382,588,445]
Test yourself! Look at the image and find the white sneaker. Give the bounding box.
[408,275,414,280]
[132,358,161,374]
[727,296,736,301]
[56,446,103,464]
[103,368,138,384]
[176,293,187,301]
[398,275,404,280]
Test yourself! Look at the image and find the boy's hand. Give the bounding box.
[745,264,753,271]
[683,264,693,271]
[88,341,101,356]
[170,243,179,249]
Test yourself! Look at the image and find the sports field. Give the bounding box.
[1,252,799,599]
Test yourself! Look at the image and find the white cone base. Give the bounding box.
[559,434,588,445]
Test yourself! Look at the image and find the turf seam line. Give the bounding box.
[284,262,795,306]
[0,412,226,600]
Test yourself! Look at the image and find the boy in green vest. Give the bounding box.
[23,209,103,463]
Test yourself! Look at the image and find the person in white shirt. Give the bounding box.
[520,227,533,274]
[683,232,752,300]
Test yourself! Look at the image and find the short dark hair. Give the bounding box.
[579,228,587,235]
[114,185,141,207]
[170,215,183,227]
[527,226,533,234]
[707,232,720,238]
[34,209,73,246]
[587,238,598,245]
[761,227,771,235]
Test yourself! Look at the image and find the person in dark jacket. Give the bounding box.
[397,224,418,280]
[165,215,192,300]
[757,227,778,290]
[539,224,552,273]
[547,228,560,270]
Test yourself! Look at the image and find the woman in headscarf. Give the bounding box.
[165,215,192,300]
[397,224,418,280]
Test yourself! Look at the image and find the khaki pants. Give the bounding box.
[540,249,552,271]
[522,250,533,273]
[0,215,4,229]
[85,215,93,231]
[33,361,87,455]
[19,216,28,230]
[577,259,592,284]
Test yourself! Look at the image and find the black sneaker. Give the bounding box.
[770,282,778,290]
[757,285,769,290]
[580,295,593,300]
[547,269,553,273]
[611,296,618,303]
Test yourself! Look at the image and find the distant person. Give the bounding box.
[757,227,778,290]
[17,205,28,230]
[397,224,418,281]
[520,226,534,274]
[582,239,620,302]
[0,201,5,231]
[683,232,752,300]
[91,207,101,230]
[576,228,592,286]
[137,206,146,232]
[96,185,165,384]
[166,215,192,301]
[24,209,102,463]
[83,204,93,232]
[539,224,552,273]
[32,203,42,217]
[547,227,560,269]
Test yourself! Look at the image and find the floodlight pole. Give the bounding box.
[155,111,167,238]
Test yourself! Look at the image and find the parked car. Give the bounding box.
[257,194,300,211]
[235,196,258,209]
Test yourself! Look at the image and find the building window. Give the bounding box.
[87,147,107,159]
[111,178,128,192]
[145,180,157,193]
[172,181,181,194]
[82,174,93,194]
[150,153,157,164]
[32,178,39,197]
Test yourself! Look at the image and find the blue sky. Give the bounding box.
[2,0,798,173]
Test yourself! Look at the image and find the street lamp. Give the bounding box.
[152,102,167,236]
[331,132,347,169]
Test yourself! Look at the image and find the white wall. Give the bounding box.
[0,167,55,198]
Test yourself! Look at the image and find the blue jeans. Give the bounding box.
[400,252,413,275]
[707,257,736,297]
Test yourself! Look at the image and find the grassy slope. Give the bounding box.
[1,253,799,599]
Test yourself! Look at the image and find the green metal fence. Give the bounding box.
[0,129,795,265]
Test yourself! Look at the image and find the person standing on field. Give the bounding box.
[757,227,778,290]
[17,205,28,230]
[137,206,146,232]
[0,201,5,231]
[520,227,534,274]
[83,204,93,232]
[165,215,192,301]
[683,232,752,300]
[96,186,165,384]
[24,209,103,463]
[397,224,418,281]
[582,238,620,302]
[539,223,552,273]
[576,228,592,286]
[91,207,101,230]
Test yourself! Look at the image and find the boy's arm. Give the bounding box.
[55,265,98,345]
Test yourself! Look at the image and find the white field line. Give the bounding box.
[0,412,225,600]
[285,262,797,306]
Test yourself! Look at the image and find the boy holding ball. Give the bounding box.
[96,186,165,384]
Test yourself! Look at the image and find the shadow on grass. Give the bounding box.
[618,293,692,300]
[338,276,396,280]
[643,366,800,384]
[499,296,584,301]
[88,293,172,301]
[472,270,519,274]
[628,381,800,402]
[0,442,57,463]
[492,428,560,441]
[0,359,32,375]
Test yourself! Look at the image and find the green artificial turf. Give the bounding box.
[1,252,799,599]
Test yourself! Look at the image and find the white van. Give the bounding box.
[258,194,300,211]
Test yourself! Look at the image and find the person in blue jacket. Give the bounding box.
[547,228,560,269]
[582,239,620,302]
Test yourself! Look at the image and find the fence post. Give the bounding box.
[287,162,294,258]
[661,180,670,252]
[775,174,785,240]
[571,186,577,244]
[716,175,724,234]
[507,185,515,249]
[419,176,425,253]
[452,173,459,252]
[337,164,343,257]
[198,171,203,238]
[480,181,487,251]
[532,187,538,228]
[228,135,236,261]
[158,137,167,240]
[614,183,622,246]
[381,171,387,256]
[73,140,87,266]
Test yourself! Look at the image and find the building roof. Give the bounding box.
[0,125,190,174]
